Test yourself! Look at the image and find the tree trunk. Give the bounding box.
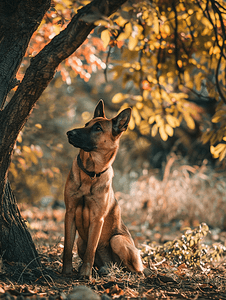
[0,0,51,266]
[0,181,40,267]
[0,0,127,267]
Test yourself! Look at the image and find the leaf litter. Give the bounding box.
[1,161,226,299]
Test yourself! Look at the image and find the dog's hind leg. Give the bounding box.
[94,245,115,276]
[110,235,144,274]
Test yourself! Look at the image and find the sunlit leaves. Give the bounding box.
[10,143,43,175]
[202,102,226,161]
[93,0,226,161]
[15,0,226,162]
[17,0,106,84]
[143,223,226,267]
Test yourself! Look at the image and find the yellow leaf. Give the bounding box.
[184,114,195,130]
[17,132,22,143]
[23,146,31,153]
[214,143,226,155]
[132,107,141,125]
[166,115,180,128]
[136,102,143,109]
[128,36,138,50]
[159,126,168,141]
[34,146,43,158]
[164,24,171,34]
[152,124,158,137]
[219,146,226,161]
[9,163,18,178]
[194,72,203,91]
[133,95,143,101]
[94,20,110,27]
[128,115,135,130]
[210,133,218,145]
[112,93,126,103]
[35,124,42,129]
[140,121,150,135]
[53,25,61,35]
[153,15,159,34]
[52,167,60,174]
[211,144,226,159]
[201,131,213,144]
[212,115,222,123]
[212,110,225,123]
[177,60,183,68]
[101,30,111,49]
[165,124,174,137]
[149,116,155,124]
[210,145,215,155]
[30,153,38,165]
[155,114,164,126]
[55,3,65,11]
[117,22,132,41]
[143,89,149,100]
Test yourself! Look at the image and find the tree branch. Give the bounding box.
[0,0,127,149]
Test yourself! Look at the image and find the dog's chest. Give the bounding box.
[74,179,107,199]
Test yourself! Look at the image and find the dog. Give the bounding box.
[62,100,144,279]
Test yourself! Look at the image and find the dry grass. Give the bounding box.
[118,155,226,229]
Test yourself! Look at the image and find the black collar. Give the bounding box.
[77,154,108,179]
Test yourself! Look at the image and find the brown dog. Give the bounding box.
[62,100,144,279]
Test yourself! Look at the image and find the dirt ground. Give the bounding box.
[1,193,226,299]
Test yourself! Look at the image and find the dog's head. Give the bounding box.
[67,100,131,152]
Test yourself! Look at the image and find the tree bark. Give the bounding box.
[0,0,51,266]
[0,0,51,109]
[1,181,40,267]
[0,0,127,265]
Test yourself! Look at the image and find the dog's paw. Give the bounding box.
[98,266,109,277]
[62,268,78,277]
[79,263,92,280]
[78,274,91,281]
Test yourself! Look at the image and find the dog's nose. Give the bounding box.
[67,130,74,137]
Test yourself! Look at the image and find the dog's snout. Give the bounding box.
[67,130,75,137]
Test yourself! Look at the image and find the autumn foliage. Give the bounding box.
[15,0,226,162]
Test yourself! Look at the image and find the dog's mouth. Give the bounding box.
[67,131,96,152]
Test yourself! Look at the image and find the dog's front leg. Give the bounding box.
[79,217,104,279]
[62,208,76,275]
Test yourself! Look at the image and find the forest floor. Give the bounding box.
[1,192,226,300]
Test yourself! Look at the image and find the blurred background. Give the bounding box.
[10,0,226,238]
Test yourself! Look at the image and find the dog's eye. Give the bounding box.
[92,122,103,132]
[96,126,102,131]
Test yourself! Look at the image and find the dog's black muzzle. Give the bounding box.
[67,129,96,152]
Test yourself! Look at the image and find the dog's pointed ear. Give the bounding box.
[112,108,131,136]
[93,99,105,118]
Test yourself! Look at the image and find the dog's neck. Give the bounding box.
[77,153,108,179]
[79,148,118,176]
